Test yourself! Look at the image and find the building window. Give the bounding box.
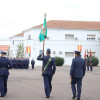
[53,51,56,54]
[13,41,14,45]
[65,34,74,40]
[87,34,95,40]
[59,51,62,54]
[29,53,31,57]
[87,52,95,57]
[27,35,31,40]
[65,52,74,57]
[47,37,50,40]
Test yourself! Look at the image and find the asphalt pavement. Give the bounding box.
[0,66,100,100]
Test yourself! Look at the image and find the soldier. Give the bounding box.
[37,48,56,98]
[70,51,86,100]
[90,58,93,71]
[31,59,35,69]
[0,51,12,97]
[86,55,90,71]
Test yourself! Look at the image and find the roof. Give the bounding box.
[11,20,100,38]
[14,32,24,37]
[33,20,100,30]
[0,45,9,52]
[10,32,24,38]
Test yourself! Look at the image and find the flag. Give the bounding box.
[78,45,82,51]
[84,50,86,58]
[39,15,47,42]
[27,46,31,53]
[90,49,92,57]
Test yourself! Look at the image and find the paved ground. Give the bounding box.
[0,66,100,100]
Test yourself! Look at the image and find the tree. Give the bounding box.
[7,47,10,58]
[16,42,24,58]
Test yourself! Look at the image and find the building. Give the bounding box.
[10,33,24,57]
[0,38,10,54]
[10,20,100,66]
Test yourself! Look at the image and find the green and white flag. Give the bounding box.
[39,16,47,42]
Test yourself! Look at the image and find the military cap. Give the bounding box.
[46,48,51,53]
[1,51,7,54]
[74,51,81,54]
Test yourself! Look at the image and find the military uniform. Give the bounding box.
[37,48,56,98]
[0,51,12,97]
[70,51,86,100]
[90,58,93,71]
[31,59,35,69]
[86,57,90,71]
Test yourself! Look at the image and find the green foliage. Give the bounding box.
[89,56,99,66]
[16,42,24,58]
[7,47,10,57]
[54,56,64,66]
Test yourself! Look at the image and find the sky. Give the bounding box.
[0,0,100,38]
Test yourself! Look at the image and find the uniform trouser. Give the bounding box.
[0,75,8,96]
[32,65,34,69]
[71,77,82,98]
[90,66,93,71]
[87,65,89,71]
[43,74,53,97]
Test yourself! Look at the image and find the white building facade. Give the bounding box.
[10,33,24,58]
[10,20,100,66]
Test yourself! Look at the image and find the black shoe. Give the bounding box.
[0,95,4,97]
[77,98,80,100]
[46,96,50,98]
[72,95,76,99]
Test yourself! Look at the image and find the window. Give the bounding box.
[87,34,95,40]
[27,35,31,40]
[29,53,31,57]
[59,51,62,54]
[53,51,56,54]
[87,52,95,57]
[65,52,74,57]
[65,34,74,40]
[47,37,50,40]
[13,41,14,45]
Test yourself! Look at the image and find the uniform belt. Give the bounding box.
[0,68,7,69]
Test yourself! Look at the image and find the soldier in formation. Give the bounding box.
[0,51,12,97]
[10,57,30,69]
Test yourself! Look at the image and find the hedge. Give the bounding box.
[88,56,99,66]
[54,56,64,66]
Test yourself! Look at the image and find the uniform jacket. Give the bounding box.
[90,59,93,66]
[31,60,35,65]
[0,57,12,75]
[37,54,56,75]
[70,56,86,78]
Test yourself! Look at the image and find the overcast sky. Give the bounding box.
[0,0,100,38]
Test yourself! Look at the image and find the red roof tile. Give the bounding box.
[0,45,9,52]
[33,20,100,30]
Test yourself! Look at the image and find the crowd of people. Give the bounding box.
[9,58,35,69]
[0,49,94,100]
[85,55,93,71]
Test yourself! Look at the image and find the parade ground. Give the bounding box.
[1,66,100,100]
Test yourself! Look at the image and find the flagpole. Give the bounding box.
[43,13,46,56]
[43,40,45,56]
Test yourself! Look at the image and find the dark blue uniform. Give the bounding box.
[0,56,12,97]
[86,57,90,71]
[31,59,35,69]
[37,54,56,98]
[90,58,93,71]
[70,52,86,99]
